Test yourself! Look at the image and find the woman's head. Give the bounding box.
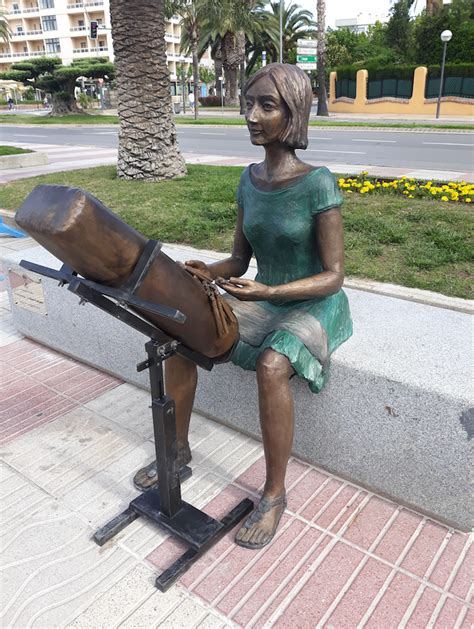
[243,63,313,150]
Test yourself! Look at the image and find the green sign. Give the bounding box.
[297,55,317,63]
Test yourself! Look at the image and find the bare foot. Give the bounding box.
[235,494,287,549]
[133,443,191,491]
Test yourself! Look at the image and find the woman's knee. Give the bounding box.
[256,349,293,381]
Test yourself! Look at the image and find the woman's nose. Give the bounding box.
[246,104,259,123]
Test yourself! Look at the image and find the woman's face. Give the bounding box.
[244,75,290,146]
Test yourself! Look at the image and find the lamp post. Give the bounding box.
[179,57,186,114]
[279,0,283,63]
[436,29,452,119]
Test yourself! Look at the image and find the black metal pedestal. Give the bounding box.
[20,246,253,592]
[92,339,253,591]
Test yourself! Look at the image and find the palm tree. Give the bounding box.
[203,0,263,106]
[0,7,11,43]
[316,0,329,116]
[109,0,186,181]
[167,0,204,119]
[247,2,316,73]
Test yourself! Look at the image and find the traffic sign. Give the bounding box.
[297,38,317,48]
[297,62,317,70]
[297,47,317,55]
[297,55,317,63]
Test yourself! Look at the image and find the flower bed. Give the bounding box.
[338,173,473,203]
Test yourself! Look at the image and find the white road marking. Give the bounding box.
[307,149,366,155]
[423,142,474,147]
[352,139,396,143]
[200,132,226,136]
[308,136,333,140]
[10,134,48,137]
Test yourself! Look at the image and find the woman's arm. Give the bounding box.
[221,207,344,301]
[187,206,253,280]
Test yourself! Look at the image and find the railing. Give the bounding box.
[84,1,104,6]
[67,2,84,8]
[23,7,40,13]
[70,26,87,31]
[73,47,89,53]
[0,49,51,58]
[12,29,44,36]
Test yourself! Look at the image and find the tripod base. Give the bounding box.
[93,488,253,591]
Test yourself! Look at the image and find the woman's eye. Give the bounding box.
[263,103,274,110]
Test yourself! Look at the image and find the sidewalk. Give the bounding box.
[1,141,473,184]
[1,233,473,628]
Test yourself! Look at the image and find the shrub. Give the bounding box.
[198,96,221,107]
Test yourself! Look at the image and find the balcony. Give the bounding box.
[67,2,84,8]
[8,6,39,14]
[11,29,44,38]
[70,26,87,32]
[72,46,108,54]
[73,47,89,53]
[0,49,50,59]
[85,1,104,6]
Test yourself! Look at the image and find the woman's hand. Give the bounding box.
[184,259,214,279]
[217,277,273,301]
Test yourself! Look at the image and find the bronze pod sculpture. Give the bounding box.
[15,184,238,361]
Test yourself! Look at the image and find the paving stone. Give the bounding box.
[363,572,422,628]
[342,496,398,550]
[373,508,424,564]
[1,469,136,629]
[405,586,442,629]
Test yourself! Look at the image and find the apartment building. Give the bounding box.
[0,0,206,91]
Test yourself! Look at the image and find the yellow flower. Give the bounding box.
[441,196,449,201]
[465,197,472,203]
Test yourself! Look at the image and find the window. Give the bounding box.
[80,41,86,48]
[42,15,57,31]
[16,26,24,33]
[98,40,104,46]
[40,0,55,8]
[12,4,20,13]
[45,37,60,52]
[23,46,28,52]
[78,19,84,26]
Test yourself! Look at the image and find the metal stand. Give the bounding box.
[20,242,253,592]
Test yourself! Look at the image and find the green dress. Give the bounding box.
[228,165,353,393]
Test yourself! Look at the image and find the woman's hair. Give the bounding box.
[243,63,313,150]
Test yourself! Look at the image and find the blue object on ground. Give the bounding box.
[0,217,26,238]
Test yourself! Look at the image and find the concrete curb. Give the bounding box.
[0,151,48,170]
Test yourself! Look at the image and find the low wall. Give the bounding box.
[329,67,474,116]
[3,243,473,531]
[0,151,48,170]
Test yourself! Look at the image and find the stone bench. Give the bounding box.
[3,242,473,531]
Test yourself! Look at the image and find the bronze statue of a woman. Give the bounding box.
[134,63,353,549]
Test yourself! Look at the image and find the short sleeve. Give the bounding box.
[312,167,343,215]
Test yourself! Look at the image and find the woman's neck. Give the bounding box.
[261,144,302,182]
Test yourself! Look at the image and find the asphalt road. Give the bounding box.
[1,124,473,172]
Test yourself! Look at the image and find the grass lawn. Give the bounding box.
[0,164,472,300]
[0,145,33,155]
[0,113,472,131]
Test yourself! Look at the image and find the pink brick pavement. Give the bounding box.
[1,329,472,627]
[1,337,121,445]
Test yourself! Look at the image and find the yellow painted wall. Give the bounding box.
[329,67,474,116]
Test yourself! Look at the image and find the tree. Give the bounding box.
[385,0,416,62]
[109,0,186,181]
[414,0,474,64]
[246,1,316,72]
[0,56,114,115]
[203,0,263,107]
[0,7,10,43]
[167,0,205,119]
[316,0,329,116]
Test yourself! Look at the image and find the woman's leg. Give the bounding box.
[133,353,197,489]
[236,349,294,548]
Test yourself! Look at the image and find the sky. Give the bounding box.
[296,0,424,29]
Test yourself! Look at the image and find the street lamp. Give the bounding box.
[279,0,283,63]
[436,29,452,119]
[178,56,186,114]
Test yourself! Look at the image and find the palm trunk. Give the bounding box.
[316,0,329,117]
[222,31,240,107]
[215,49,223,99]
[238,30,246,115]
[191,40,199,120]
[109,0,186,180]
